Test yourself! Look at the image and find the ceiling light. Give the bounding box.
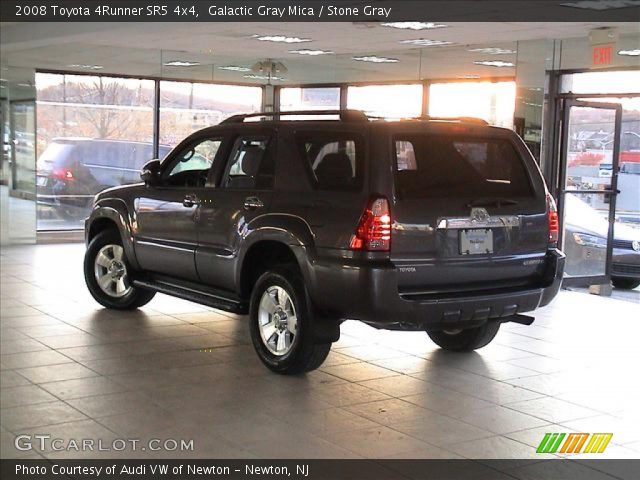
[353,55,399,63]
[458,74,480,79]
[67,64,104,70]
[243,74,284,81]
[474,60,515,68]
[219,65,252,72]
[468,47,517,55]
[399,39,453,46]
[560,0,639,10]
[618,49,640,56]
[253,35,311,43]
[289,49,334,55]
[381,22,448,30]
[163,61,201,67]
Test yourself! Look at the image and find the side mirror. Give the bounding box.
[140,159,161,186]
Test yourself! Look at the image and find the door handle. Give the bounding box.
[244,196,264,210]
[183,194,201,208]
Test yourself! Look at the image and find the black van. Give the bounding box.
[37,138,171,216]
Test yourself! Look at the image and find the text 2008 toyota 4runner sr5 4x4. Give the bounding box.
[84,110,565,374]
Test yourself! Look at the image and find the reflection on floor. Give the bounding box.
[0,186,35,245]
[1,243,639,462]
[570,285,639,304]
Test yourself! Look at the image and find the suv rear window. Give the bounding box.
[296,133,362,190]
[394,135,533,199]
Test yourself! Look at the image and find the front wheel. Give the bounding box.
[249,267,331,374]
[84,230,156,310]
[427,322,501,352]
[612,277,640,290]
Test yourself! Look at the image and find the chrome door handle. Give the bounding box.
[244,196,264,210]
[183,194,201,208]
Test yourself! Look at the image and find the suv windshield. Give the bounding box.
[394,135,533,199]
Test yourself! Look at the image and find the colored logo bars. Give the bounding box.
[536,433,613,454]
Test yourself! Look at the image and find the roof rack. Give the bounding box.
[221,109,368,124]
[411,115,489,125]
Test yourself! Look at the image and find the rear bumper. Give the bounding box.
[305,248,565,331]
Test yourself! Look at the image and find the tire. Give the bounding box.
[249,266,331,374]
[427,321,501,352]
[84,230,156,310]
[611,277,640,290]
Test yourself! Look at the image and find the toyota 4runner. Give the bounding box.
[84,110,565,374]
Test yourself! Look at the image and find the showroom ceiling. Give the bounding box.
[1,22,639,84]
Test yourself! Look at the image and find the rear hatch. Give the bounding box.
[36,141,76,186]
[389,124,549,295]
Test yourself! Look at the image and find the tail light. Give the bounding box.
[350,196,391,251]
[51,168,75,181]
[547,192,559,247]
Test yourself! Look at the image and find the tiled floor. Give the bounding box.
[1,243,639,460]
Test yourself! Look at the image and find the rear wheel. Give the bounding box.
[427,322,500,352]
[611,277,640,290]
[84,230,155,310]
[249,267,331,374]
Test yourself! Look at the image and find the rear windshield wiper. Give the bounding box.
[466,198,519,208]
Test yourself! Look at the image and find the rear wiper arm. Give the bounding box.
[466,198,519,208]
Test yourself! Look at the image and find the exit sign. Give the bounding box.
[592,44,614,66]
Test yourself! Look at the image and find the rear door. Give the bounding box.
[389,125,550,293]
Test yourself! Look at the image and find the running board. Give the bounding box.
[132,278,248,314]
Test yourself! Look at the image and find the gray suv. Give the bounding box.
[84,111,565,374]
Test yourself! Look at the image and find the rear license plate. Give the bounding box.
[460,229,493,255]
[36,176,47,186]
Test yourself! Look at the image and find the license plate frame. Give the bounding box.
[460,229,494,255]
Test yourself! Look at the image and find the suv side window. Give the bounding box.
[222,137,274,190]
[163,138,222,187]
[296,133,362,190]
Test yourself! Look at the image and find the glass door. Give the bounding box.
[559,100,622,287]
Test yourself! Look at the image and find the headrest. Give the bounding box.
[240,145,264,176]
[315,152,353,184]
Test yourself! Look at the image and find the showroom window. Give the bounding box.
[35,73,155,231]
[428,81,516,128]
[35,73,263,231]
[347,84,423,119]
[279,87,340,111]
[159,81,262,147]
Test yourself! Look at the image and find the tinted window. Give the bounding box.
[296,133,362,190]
[80,143,122,169]
[394,135,533,199]
[223,137,274,190]
[36,142,75,171]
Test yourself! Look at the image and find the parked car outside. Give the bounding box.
[83,111,565,374]
[563,193,640,289]
[36,138,171,218]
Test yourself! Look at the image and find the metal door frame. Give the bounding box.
[557,99,622,288]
